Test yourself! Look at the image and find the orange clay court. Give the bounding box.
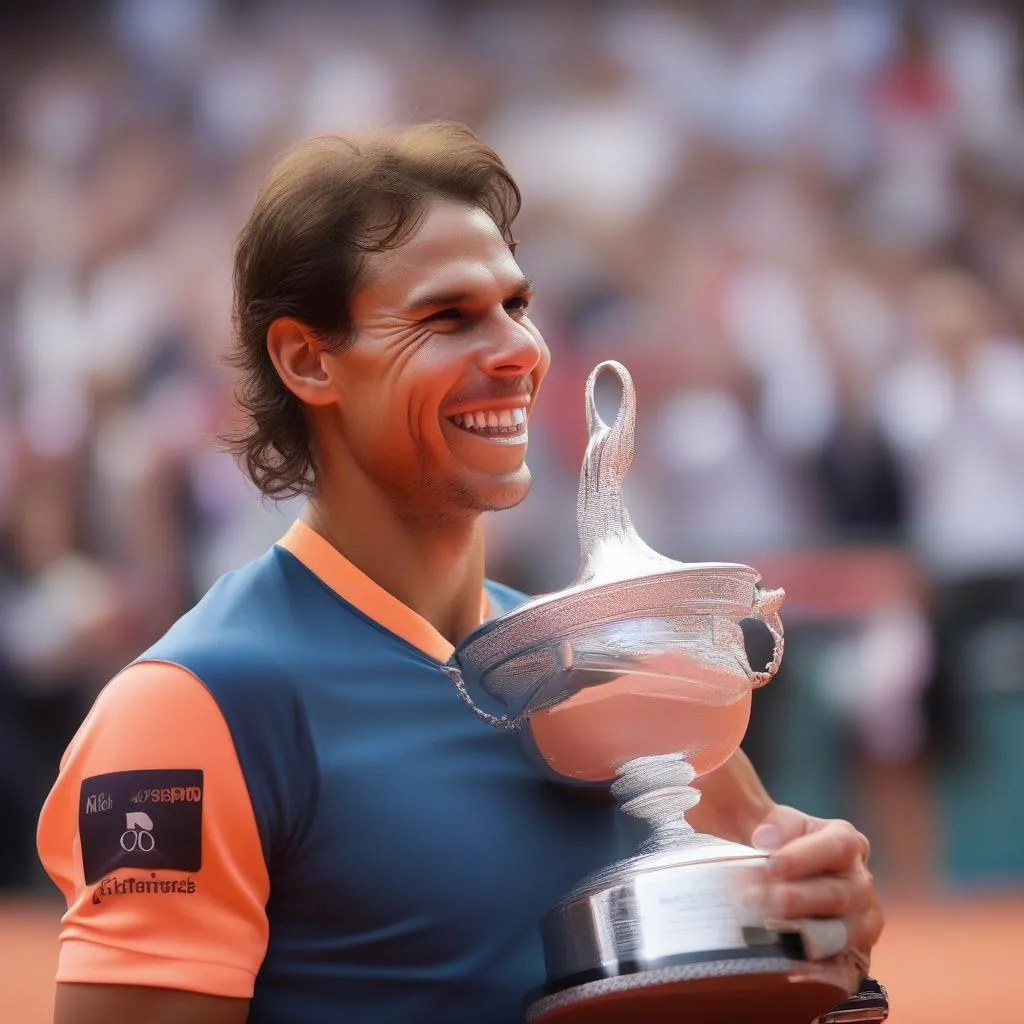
[2,894,1018,1023]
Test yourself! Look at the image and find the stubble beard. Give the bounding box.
[393,464,533,527]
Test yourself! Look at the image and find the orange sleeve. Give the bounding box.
[36,661,271,998]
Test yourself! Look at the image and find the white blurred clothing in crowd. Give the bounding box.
[878,336,1024,581]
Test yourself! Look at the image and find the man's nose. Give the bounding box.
[478,311,546,377]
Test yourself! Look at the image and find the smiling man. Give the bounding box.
[37,123,883,1024]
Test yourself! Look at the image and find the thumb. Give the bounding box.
[751,804,819,852]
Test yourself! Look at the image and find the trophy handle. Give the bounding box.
[573,361,665,586]
[441,664,525,731]
[579,360,637,554]
[583,359,636,469]
[748,586,785,687]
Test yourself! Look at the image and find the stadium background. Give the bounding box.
[1,0,1022,1020]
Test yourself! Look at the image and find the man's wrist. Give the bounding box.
[813,975,889,1023]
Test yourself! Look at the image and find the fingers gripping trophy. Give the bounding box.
[445,362,884,1023]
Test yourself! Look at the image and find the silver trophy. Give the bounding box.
[447,361,864,1023]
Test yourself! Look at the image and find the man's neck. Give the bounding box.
[305,483,487,648]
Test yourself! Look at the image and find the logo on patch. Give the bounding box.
[119,812,155,852]
[79,770,203,885]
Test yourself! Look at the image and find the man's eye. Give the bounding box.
[504,297,530,313]
[427,308,463,322]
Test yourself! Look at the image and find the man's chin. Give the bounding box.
[459,467,533,513]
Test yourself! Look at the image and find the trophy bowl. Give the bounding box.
[446,361,861,1022]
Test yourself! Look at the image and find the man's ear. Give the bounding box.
[266,318,337,407]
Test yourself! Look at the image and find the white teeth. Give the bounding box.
[448,407,529,431]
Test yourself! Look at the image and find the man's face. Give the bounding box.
[320,201,550,519]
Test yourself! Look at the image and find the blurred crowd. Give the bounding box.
[2,0,1023,890]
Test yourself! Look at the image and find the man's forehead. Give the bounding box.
[361,202,521,299]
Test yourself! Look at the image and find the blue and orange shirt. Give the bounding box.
[37,520,620,1022]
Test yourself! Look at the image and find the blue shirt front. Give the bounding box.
[139,525,620,1022]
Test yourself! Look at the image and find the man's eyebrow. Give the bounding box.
[404,274,536,311]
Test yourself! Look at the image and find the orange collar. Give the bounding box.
[276,519,489,662]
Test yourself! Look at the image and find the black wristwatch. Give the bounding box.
[813,977,890,1022]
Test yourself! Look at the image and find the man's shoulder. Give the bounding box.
[140,548,284,669]
[142,543,366,672]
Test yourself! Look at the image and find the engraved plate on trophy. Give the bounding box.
[632,865,746,961]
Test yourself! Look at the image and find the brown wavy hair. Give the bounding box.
[224,122,522,499]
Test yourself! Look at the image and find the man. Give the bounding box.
[38,123,883,1023]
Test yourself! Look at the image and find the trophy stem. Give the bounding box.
[610,753,741,859]
[612,752,701,829]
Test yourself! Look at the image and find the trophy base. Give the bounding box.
[525,957,849,1023]
[533,828,857,1022]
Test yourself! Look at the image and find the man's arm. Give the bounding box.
[55,984,249,1024]
[37,664,271,1014]
[688,746,775,844]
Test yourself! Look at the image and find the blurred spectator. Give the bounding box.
[877,269,1024,752]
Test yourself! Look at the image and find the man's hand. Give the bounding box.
[749,805,884,970]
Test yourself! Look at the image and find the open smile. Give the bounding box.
[443,404,529,445]
[449,407,525,433]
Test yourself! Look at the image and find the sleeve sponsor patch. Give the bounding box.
[79,769,203,885]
